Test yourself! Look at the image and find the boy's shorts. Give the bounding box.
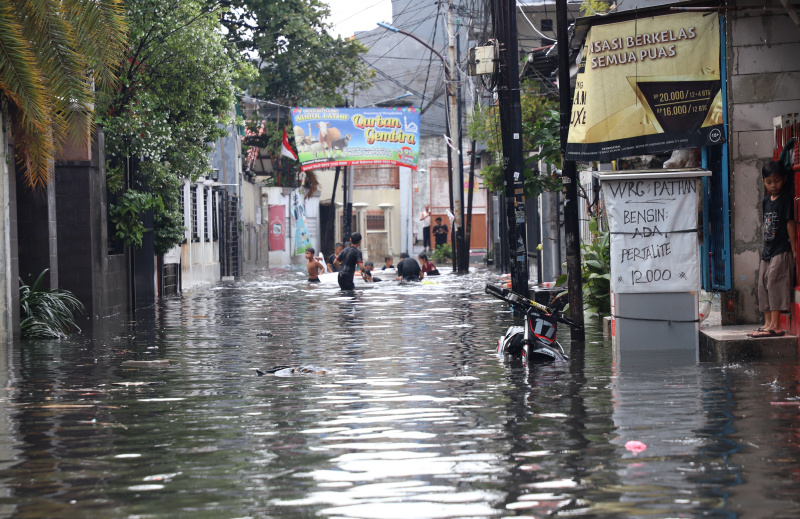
[758,250,794,313]
[337,273,355,290]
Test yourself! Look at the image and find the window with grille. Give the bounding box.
[191,186,199,242]
[179,186,187,243]
[541,19,553,32]
[212,191,218,241]
[203,188,210,241]
[366,211,385,231]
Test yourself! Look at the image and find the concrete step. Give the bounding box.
[699,325,798,362]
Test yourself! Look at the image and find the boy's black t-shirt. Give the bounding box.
[337,247,362,276]
[433,224,449,245]
[762,190,793,260]
[397,258,421,280]
[327,253,339,272]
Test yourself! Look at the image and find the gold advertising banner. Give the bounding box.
[566,12,724,161]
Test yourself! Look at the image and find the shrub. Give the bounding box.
[19,270,86,339]
[431,244,453,263]
[556,217,610,317]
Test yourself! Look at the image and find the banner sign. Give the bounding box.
[268,204,285,251]
[290,107,420,172]
[567,12,724,161]
[603,177,700,293]
[291,188,312,255]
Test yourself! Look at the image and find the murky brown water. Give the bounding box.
[1,268,799,518]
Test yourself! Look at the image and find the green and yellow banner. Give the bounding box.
[291,107,420,172]
[566,12,724,161]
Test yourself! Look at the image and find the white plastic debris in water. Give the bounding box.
[128,484,164,491]
[699,290,713,322]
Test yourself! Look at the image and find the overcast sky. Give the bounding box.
[325,0,393,39]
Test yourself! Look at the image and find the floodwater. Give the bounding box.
[1,268,800,519]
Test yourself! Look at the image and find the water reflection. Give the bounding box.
[0,268,798,518]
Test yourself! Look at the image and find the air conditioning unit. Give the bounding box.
[468,44,496,76]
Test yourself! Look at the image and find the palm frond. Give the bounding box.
[68,0,128,90]
[17,0,93,145]
[0,0,127,190]
[0,4,50,127]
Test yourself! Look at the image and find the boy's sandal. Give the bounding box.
[748,329,786,338]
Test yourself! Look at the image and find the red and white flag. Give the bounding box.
[281,128,298,160]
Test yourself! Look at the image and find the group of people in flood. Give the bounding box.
[304,232,440,289]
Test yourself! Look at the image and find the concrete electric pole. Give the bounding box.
[447,0,462,272]
[495,0,530,298]
[556,0,585,340]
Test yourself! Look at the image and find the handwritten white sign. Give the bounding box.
[603,178,700,293]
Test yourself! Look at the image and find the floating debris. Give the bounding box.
[256,365,327,376]
[625,440,647,454]
[256,331,274,338]
[121,360,171,368]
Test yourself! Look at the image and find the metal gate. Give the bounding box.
[701,18,731,292]
[220,190,240,278]
[131,210,156,309]
[702,143,732,291]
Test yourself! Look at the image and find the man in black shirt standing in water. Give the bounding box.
[336,232,367,290]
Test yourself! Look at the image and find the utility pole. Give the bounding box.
[456,30,468,273]
[342,165,353,241]
[556,0,585,340]
[447,0,461,272]
[495,0,529,298]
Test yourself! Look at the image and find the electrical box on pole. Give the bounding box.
[468,44,497,76]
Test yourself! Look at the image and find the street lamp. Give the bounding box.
[377,22,462,271]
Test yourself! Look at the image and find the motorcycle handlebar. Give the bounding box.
[485,284,584,331]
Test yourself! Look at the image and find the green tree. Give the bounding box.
[98,0,253,254]
[0,0,127,189]
[468,81,561,198]
[220,0,372,106]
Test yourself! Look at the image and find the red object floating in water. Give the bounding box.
[625,440,647,454]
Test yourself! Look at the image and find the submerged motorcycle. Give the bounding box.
[485,283,577,363]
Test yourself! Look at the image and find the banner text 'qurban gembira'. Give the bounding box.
[290,107,420,172]
[567,12,724,161]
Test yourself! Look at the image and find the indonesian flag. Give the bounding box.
[281,128,298,160]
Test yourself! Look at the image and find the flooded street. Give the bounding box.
[1,268,800,518]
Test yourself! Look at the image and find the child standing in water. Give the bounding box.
[336,232,368,290]
[304,248,325,283]
[750,161,795,337]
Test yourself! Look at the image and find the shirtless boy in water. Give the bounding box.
[304,248,325,283]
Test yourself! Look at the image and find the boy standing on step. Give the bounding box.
[751,161,795,338]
